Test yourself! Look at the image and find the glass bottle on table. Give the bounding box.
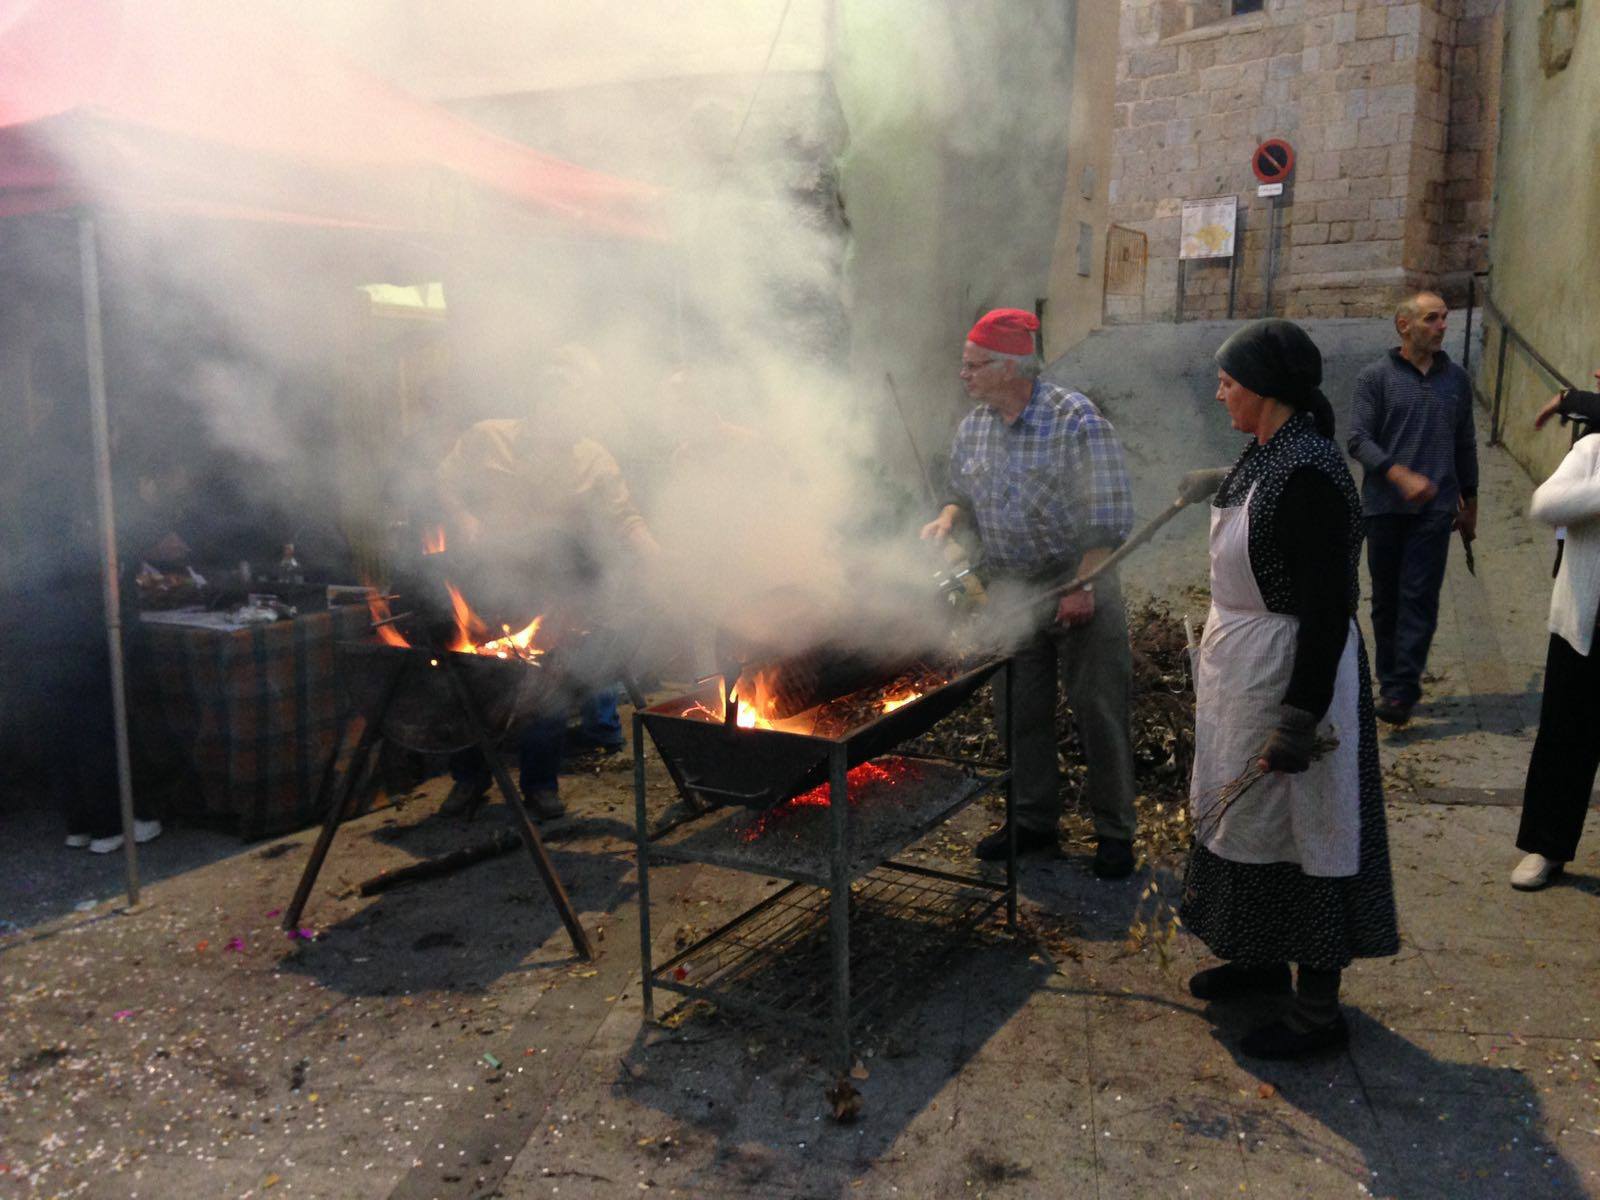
[276,542,304,585]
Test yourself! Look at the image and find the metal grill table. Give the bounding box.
[632,659,1016,1065]
[654,865,1010,1042]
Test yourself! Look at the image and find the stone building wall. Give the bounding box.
[1108,0,1502,322]
[1477,0,1598,485]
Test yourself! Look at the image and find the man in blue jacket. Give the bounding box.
[1347,292,1479,725]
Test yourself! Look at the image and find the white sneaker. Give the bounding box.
[1510,852,1563,891]
[65,833,92,848]
[87,820,163,855]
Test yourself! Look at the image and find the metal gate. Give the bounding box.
[1102,224,1147,323]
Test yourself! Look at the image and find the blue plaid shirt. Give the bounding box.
[944,380,1135,578]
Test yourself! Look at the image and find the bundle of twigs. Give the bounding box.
[1191,732,1341,846]
[1125,731,1340,967]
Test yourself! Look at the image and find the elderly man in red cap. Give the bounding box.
[922,308,1139,877]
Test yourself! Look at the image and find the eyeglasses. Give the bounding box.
[959,357,1000,375]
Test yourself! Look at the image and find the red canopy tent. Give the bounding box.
[0,0,666,237]
[0,0,668,900]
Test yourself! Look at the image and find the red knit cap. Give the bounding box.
[967,308,1040,356]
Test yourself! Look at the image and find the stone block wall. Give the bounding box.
[1108,0,1502,322]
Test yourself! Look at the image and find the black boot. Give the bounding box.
[974,824,1057,861]
[1092,837,1135,879]
[1240,965,1348,1059]
[1188,961,1291,1001]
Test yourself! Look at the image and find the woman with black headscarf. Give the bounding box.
[1181,319,1399,1059]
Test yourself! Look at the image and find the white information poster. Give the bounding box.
[1180,195,1238,259]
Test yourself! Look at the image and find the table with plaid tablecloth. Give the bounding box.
[134,606,369,839]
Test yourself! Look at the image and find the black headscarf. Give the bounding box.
[1214,319,1336,439]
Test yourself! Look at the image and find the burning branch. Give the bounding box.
[363,580,547,664]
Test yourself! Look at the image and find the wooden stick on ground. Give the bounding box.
[358,829,521,896]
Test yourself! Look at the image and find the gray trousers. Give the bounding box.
[993,573,1138,840]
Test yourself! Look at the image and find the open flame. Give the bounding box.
[422,525,447,555]
[679,674,930,733]
[475,614,545,663]
[729,666,782,729]
[366,590,410,649]
[444,583,486,652]
[363,581,546,664]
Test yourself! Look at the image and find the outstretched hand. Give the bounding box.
[1534,392,1566,431]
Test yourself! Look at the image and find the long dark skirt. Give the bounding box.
[1180,640,1399,972]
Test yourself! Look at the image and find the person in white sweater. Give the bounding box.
[1512,372,1600,890]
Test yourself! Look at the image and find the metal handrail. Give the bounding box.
[1481,290,1579,445]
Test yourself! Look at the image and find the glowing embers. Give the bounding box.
[736,757,926,844]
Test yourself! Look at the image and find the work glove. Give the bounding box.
[1259,705,1318,774]
[1178,467,1230,505]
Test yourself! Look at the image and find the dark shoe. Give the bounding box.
[527,787,567,822]
[440,776,491,817]
[974,824,1057,861]
[1240,1013,1350,1060]
[1188,961,1292,1001]
[1373,697,1412,726]
[1092,837,1135,880]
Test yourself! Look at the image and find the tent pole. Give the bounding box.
[78,214,141,907]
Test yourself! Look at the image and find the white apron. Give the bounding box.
[1190,483,1362,877]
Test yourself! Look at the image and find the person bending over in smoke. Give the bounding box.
[435,345,658,820]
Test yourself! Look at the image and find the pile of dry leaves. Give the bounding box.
[914,598,1198,863]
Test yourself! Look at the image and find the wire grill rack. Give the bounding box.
[652,864,1008,1036]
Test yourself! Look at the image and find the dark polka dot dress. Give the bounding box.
[1180,411,1400,971]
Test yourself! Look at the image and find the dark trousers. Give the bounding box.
[450,687,621,797]
[1365,512,1454,706]
[31,586,155,839]
[991,573,1138,840]
[38,642,123,838]
[1517,633,1600,862]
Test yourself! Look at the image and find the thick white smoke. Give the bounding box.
[8,0,1087,682]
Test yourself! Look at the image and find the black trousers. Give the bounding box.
[28,582,157,839]
[1516,633,1600,862]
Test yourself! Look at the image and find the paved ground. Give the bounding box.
[4,318,1599,1199]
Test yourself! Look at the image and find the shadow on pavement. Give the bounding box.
[605,938,1054,1196]
[1379,685,1542,742]
[0,782,253,938]
[274,825,635,995]
[1215,1007,1588,1199]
